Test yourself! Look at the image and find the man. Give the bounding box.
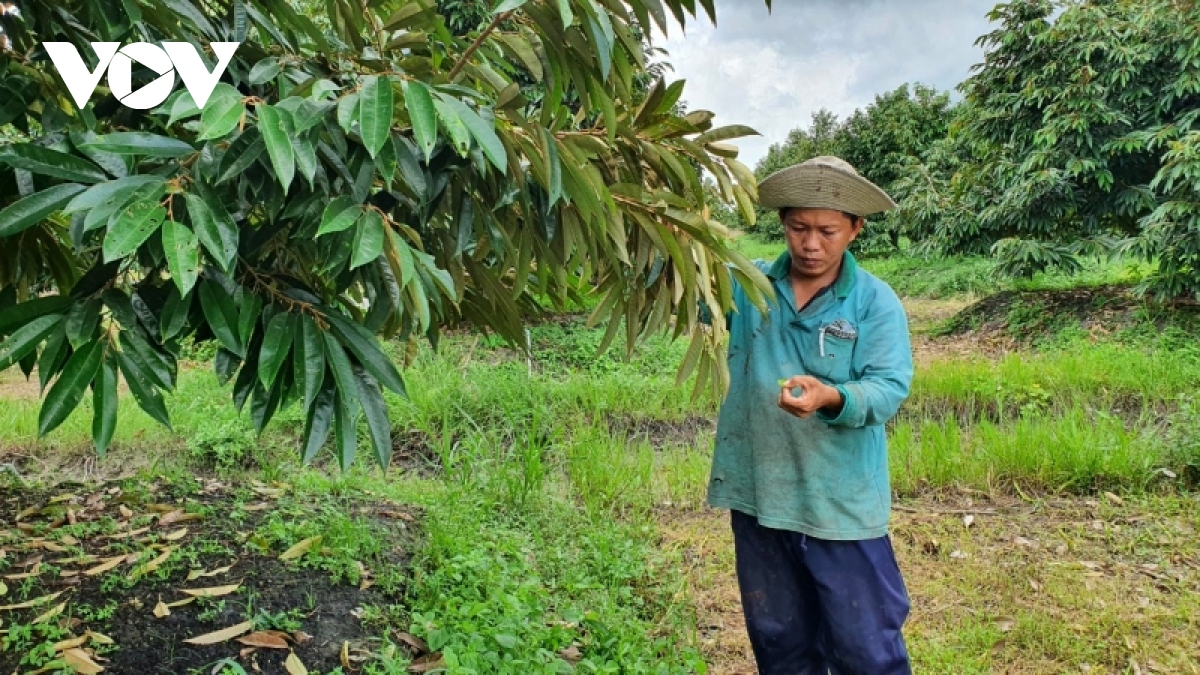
[708,156,914,674]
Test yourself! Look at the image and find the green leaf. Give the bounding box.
[167,91,201,126]
[161,219,201,295]
[293,134,318,187]
[0,184,87,238]
[81,179,166,233]
[358,75,394,159]
[302,386,334,464]
[555,0,573,25]
[119,328,175,391]
[38,340,103,437]
[403,81,437,162]
[216,129,265,184]
[493,0,529,13]
[433,98,472,157]
[64,176,161,215]
[350,210,385,269]
[695,125,760,145]
[333,389,357,471]
[198,84,245,141]
[257,105,295,191]
[0,315,63,370]
[198,281,243,357]
[103,201,166,263]
[116,347,171,428]
[185,191,239,273]
[258,312,294,389]
[322,330,360,416]
[296,315,325,412]
[0,144,108,183]
[318,197,362,237]
[93,356,118,455]
[337,92,360,133]
[248,57,282,85]
[355,366,393,467]
[237,292,263,354]
[160,287,191,341]
[435,95,507,173]
[37,328,69,393]
[65,299,102,348]
[82,132,195,157]
[0,296,72,334]
[323,312,406,396]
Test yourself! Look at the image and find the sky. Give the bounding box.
[653,0,999,168]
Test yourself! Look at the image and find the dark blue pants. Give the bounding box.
[731,510,912,675]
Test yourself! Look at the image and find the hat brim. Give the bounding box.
[758,163,897,217]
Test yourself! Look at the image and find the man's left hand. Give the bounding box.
[778,376,843,419]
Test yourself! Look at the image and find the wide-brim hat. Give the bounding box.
[758,156,897,217]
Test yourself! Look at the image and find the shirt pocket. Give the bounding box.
[802,334,855,384]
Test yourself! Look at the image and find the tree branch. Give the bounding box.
[447,11,514,81]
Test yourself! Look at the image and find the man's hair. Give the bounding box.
[778,208,863,227]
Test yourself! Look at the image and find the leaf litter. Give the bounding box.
[0,480,417,674]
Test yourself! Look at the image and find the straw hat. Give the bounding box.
[758,156,897,217]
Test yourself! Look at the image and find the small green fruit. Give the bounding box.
[777,378,789,388]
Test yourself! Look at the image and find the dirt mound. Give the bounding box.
[937,286,1200,340]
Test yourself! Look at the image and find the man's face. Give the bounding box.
[782,208,862,279]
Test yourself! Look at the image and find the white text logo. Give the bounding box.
[43,41,239,110]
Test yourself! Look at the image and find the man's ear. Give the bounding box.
[847,217,864,242]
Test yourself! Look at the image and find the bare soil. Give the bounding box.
[660,493,1200,674]
[0,479,418,674]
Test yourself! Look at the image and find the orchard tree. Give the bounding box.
[917,0,1200,296]
[0,0,773,468]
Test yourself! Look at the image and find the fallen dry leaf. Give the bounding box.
[0,590,64,611]
[60,535,79,546]
[62,648,105,673]
[166,597,197,609]
[284,652,309,675]
[963,514,975,528]
[32,601,66,624]
[51,635,89,653]
[164,528,189,542]
[104,527,150,540]
[186,564,234,581]
[180,583,242,598]
[118,505,133,520]
[82,555,126,577]
[183,620,253,645]
[133,547,175,578]
[243,502,272,512]
[238,631,290,649]
[153,597,170,618]
[85,631,113,645]
[341,641,351,669]
[560,645,583,663]
[395,632,429,655]
[292,631,314,644]
[1104,491,1125,506]
[280,536,322,562]
[407,653,444,673]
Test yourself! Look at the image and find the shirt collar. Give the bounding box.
[766,250,859,299]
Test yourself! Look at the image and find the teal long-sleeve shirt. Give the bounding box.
[707,251,913,540]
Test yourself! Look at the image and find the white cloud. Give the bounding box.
[654,0,997,167]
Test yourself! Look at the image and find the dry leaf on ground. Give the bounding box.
[182,620,253,645]
[237,632,290,649]
[280,536,322,561]
[180,583,241,598]
[284,652,308,675]
[62,648,105,673]
[0,590,64,611]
